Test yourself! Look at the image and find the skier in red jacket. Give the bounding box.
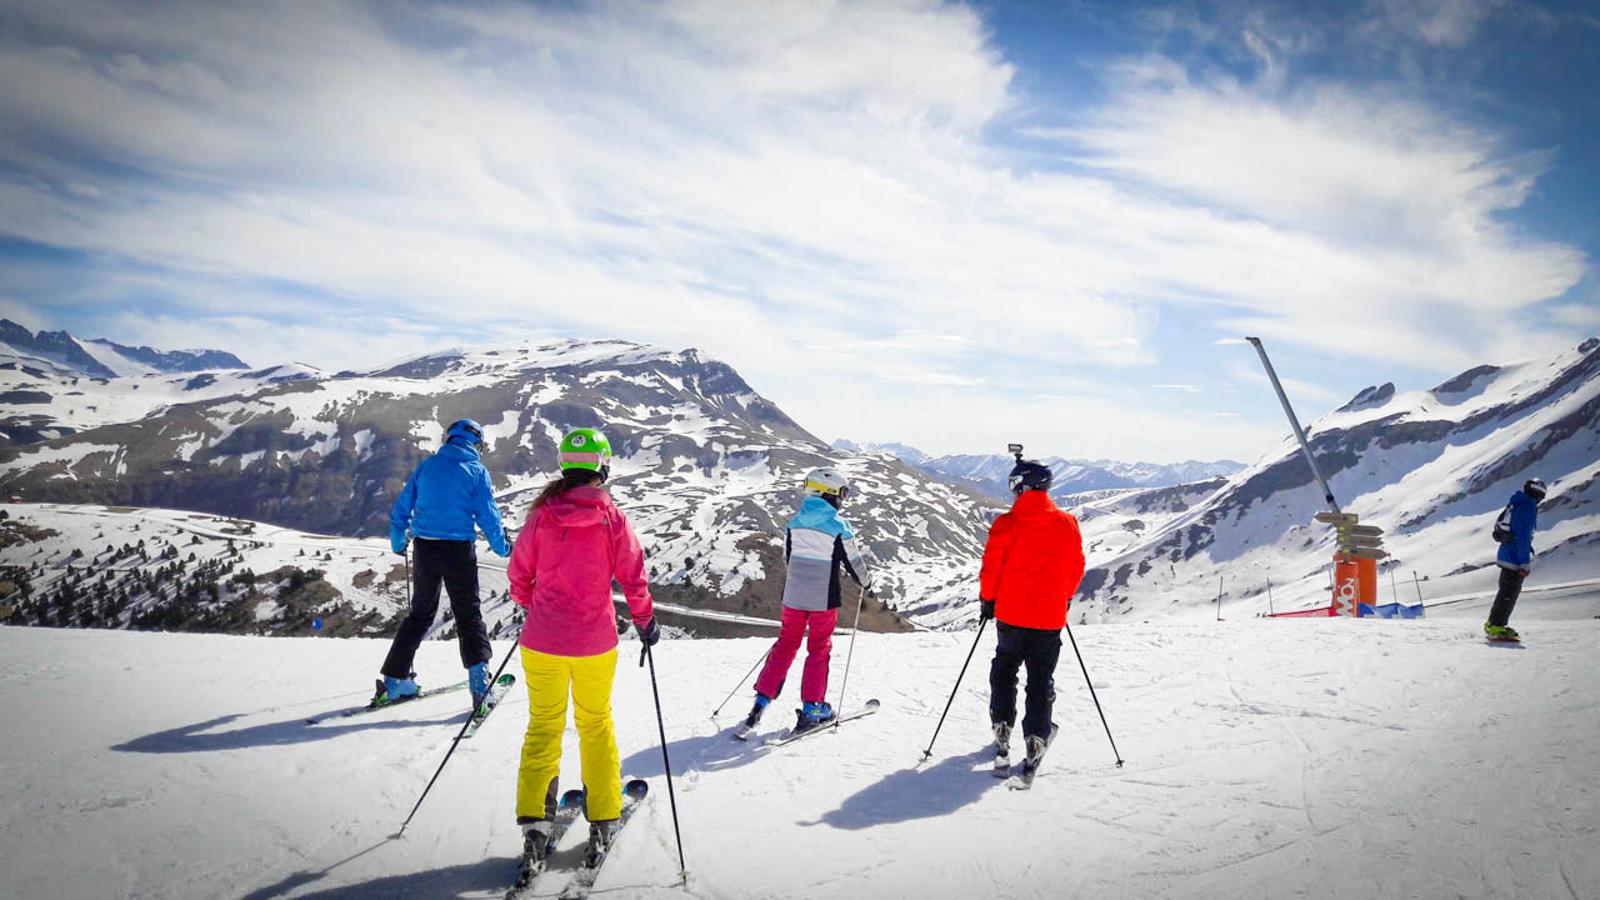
[978,449,1085,784]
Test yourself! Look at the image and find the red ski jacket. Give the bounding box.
[978,490,1085,630]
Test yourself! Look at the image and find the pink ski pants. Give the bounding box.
[754,606,838,703]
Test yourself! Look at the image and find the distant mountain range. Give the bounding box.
[831,439,1244,499]
[0,338,997,631]
[2,325,1595,634]
[0,319,246,380]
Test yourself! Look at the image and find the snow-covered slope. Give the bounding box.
[0,362,322,446]
[1075,338,1600,622]
[2,610,1596,899]
[0,340,999,629]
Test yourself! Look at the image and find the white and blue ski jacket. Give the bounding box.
[780,497,870,612]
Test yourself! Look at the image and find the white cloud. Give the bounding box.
[0,0,1587,462]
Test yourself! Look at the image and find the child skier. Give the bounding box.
[738,467,871,738]
[979,451,1085,786]
[383,418,511,710]
[505,427,658,888]
[1485,477,1545,642]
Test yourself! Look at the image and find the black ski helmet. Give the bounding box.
[1523,478,1547,501]
[1008,459,1053,494]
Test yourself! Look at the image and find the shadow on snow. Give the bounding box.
[807,747,1002,830]
[238,853,517,900]
[112,707,468,754]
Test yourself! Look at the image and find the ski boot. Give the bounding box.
[582,819,618,869]
[733,693,771,741]
[382,673,420,704]
[1484,622,1520,643]
[1010,723,1059,790]
[511,820,555,888]
[992,721,1013,778]
[468,661,491,711]
[792,700,836,736]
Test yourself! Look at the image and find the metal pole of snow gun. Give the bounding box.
[1245,337,1340,515]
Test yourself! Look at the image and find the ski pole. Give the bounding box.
[396,635,521,836]
[833,580,869,723]
[710,648,770,718]
[921,616,988,760]
[641,642,688,881]
[1064,622,1123,767]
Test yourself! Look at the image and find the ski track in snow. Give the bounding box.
[1,610,1598,899]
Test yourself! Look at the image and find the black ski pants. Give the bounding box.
[1487,566,1526,627]
[989,621,1061,742]
[381,538,492,679]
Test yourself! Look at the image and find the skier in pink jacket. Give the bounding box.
[505,427,656,890]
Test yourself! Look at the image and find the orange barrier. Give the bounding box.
[1333,555,1361,616]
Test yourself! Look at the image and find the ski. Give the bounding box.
[1008,723,1060,791]
[765,699,881,748]
[462,673,518,738]
[306,678,470,725]
[555,779,650,900]
[504,789,587,900]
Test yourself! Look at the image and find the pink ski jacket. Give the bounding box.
[508,486,654,658]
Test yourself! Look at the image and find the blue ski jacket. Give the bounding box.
[390,439,510,556]
[1495,490,1538,570]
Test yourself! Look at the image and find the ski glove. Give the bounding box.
[638,617,661,647]
[1518,567,1530,579]
[979,599,995,622]
[491,538,512,559]
[392,536,408,556]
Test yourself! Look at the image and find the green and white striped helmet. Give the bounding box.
[559,427,612,481]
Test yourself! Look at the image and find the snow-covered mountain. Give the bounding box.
[830,441,1245,499]
[0,339,998,630]
[0,319,246,379]
[1074,337,1600,622]
[830,439,932,466]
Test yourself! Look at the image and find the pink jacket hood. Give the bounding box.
[507,486,654,658]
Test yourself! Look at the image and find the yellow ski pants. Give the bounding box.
[516,646,623,822]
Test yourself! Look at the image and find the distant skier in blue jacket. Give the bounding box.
[382,418,512,708]
[1485,478,1545,641]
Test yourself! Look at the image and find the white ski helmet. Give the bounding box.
[803,467,850,504]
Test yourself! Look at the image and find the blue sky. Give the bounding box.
[1,1,1595,463]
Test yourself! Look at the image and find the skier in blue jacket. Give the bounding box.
[1485,478,1545,641]
[382,418,512,707]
